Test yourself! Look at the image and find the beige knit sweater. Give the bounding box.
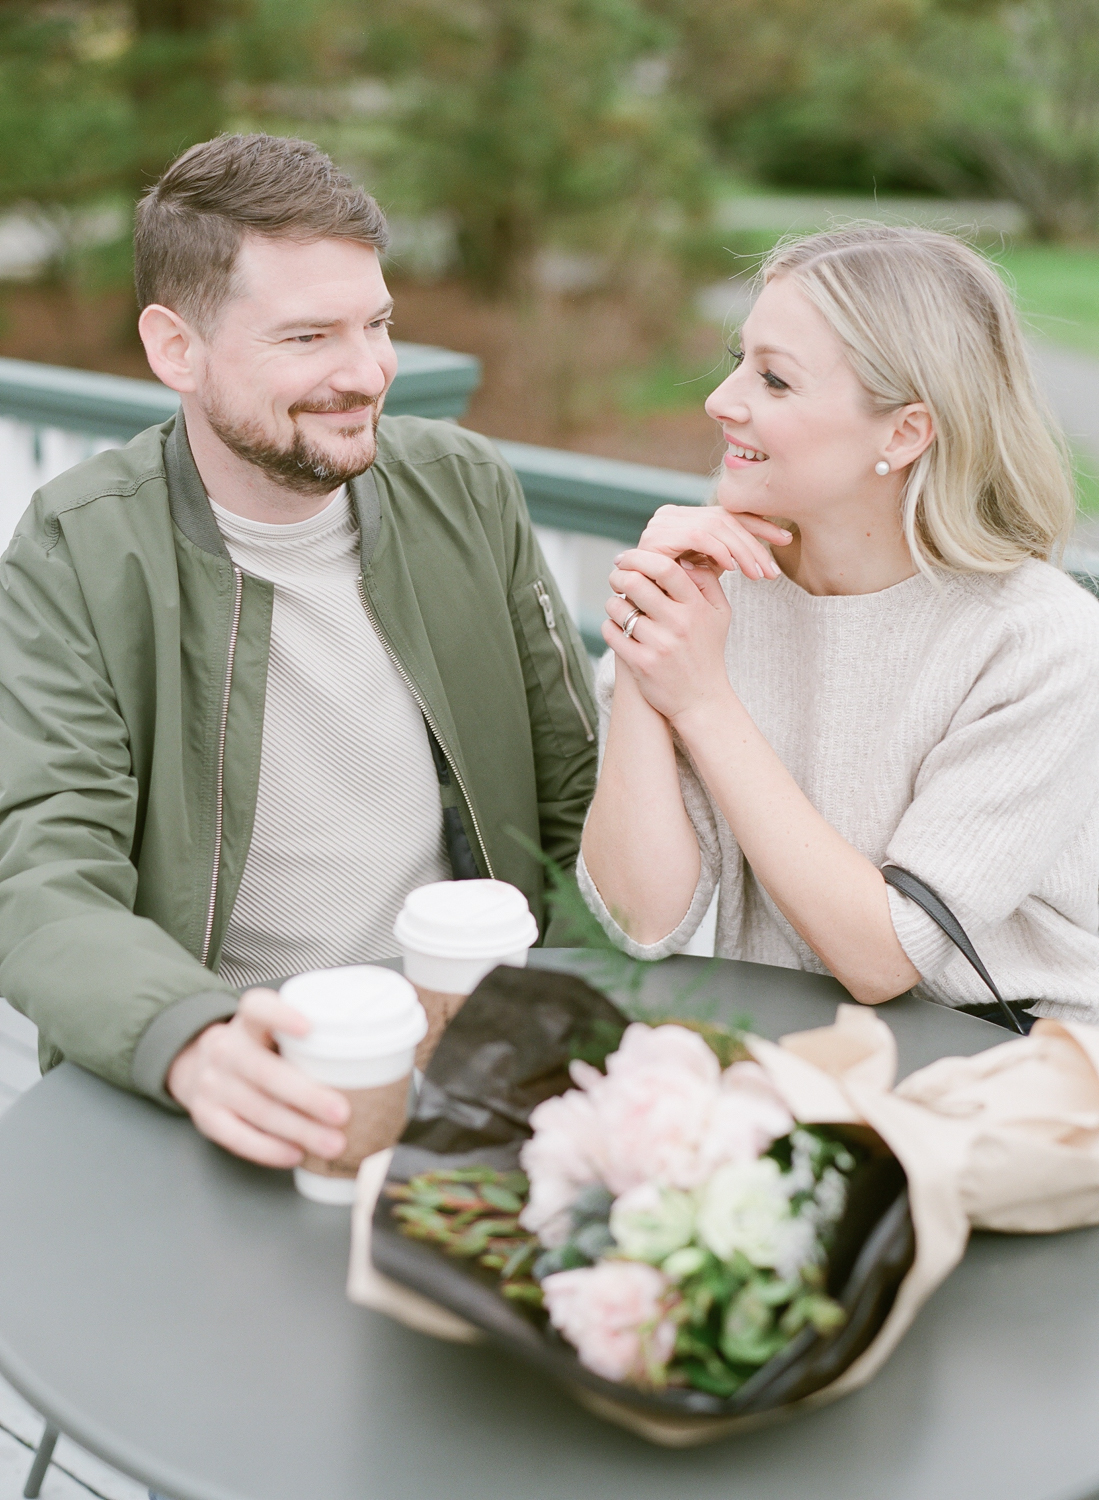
[578,560,1099,1020]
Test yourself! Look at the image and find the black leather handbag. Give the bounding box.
[881,865,1032,1036]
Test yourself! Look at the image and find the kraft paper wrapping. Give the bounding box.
[412,988,469,1072]
[348,1004,1099,1444]
[301,1076,411,1180]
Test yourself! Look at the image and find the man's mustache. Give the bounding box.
[289,393,378,417]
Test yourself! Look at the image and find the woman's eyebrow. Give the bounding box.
[749,342,805,368]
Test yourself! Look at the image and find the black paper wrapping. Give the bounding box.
[371,965,915,1420]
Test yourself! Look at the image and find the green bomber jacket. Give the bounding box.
[0,413,597,1104]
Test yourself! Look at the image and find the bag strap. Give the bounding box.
[881,865,1026,1036]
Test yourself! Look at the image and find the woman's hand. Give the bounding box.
[605,550,734,723]
[638,504,791,579]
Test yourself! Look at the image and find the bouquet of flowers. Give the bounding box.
[520,1022,857,1395]
[368,965,911,1435]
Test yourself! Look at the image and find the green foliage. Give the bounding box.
[4,0,1098,319]
[0,0,338,289]
[343,0,705,292]
[0,5,133,208]
[928,0,1099,240]
[386,1167,544,1302]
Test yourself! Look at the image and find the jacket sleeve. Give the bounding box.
[0,516,237,1104]
[496,466,598,939]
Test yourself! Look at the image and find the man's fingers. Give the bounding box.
[236,986,311,1039]
[216,1075,348,1160]
[189,1099,306,1169]
[230,1036,350,1127]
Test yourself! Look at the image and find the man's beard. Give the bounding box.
[204,389,382,497]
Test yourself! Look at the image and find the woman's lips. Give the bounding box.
[724,451,767,469]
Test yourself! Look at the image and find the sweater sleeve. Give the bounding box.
[577,651,719,959]
[884,583,1099,981]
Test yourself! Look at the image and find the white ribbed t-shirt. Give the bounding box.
[210,488,449,991]
[579,560,1099,1021]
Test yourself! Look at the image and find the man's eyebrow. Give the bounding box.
[269,299,395,334]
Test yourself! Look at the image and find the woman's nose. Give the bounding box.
[705,371,750,424]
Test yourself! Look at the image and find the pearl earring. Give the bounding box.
[875,460,890,476]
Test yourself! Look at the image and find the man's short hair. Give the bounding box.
[134,133,389,332]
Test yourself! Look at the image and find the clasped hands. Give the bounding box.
[603,504,791,722]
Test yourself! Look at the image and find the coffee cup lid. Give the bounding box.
[393,879,539,960]
[276,966,427,1059]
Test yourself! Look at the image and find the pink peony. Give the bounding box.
[520,1088,603,1245]
[520,1024,795,1242]
[542,1261,677,1384]
[698,1062,795,1180]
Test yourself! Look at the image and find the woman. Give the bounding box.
[580,225,1099,1023]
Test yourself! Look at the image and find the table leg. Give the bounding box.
[22,1422,58,1498]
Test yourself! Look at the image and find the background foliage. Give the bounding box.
[3,0,1099,294]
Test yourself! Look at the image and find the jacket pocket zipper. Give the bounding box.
[202,565,243,968]
[356,575,495,878]
[532,580,595,743]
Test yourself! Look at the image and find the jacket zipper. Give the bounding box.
[201,565,244,968]
[532,580,595,743]
[356,575,495,878]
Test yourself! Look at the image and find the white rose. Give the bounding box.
[697,1158,799,1269]
[609,1183,696,1264]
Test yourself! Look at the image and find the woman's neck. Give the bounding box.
[773,502,918,597]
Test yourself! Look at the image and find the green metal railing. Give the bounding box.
[3,351,1092,618]
[0,351,711,543]
[0,343,483,438]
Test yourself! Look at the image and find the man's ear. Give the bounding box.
[883,403,935,471]
[138,304,202,395]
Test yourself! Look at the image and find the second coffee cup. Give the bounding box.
[393,879,539,1070]
[275,965,426,1205]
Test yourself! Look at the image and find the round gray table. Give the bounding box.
[0,952,1095,1500]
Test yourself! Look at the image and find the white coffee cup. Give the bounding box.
[275,965,427,1206]
[393,880,539,1069]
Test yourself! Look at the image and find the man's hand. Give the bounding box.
[167,987,350,1167]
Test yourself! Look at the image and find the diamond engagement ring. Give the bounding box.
[622,606,643,639]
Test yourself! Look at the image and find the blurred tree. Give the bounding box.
[0,2,133,208]
[346,0,705,293]
[127,0,239,187]
[649,0,952,191]
[0,0,335,288]
[932,0,1099,238]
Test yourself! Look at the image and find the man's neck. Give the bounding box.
[180,397,340,524]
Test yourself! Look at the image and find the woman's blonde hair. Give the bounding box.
[759,224,1075,573]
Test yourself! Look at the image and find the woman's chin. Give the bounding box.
[715,473,772,517]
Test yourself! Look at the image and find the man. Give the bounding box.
[0,133,596,1171]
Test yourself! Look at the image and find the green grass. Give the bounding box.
[1073,446,1099,516]
[994,247,1099,360]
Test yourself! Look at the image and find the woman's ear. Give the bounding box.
[137,304,201,395]
[883,403,935,471]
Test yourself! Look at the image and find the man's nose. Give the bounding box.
[329,332,393,400]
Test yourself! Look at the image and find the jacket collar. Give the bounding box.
[165,413,230,560]
[164,412,383,568]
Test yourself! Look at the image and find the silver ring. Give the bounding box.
[622,606,642,640]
